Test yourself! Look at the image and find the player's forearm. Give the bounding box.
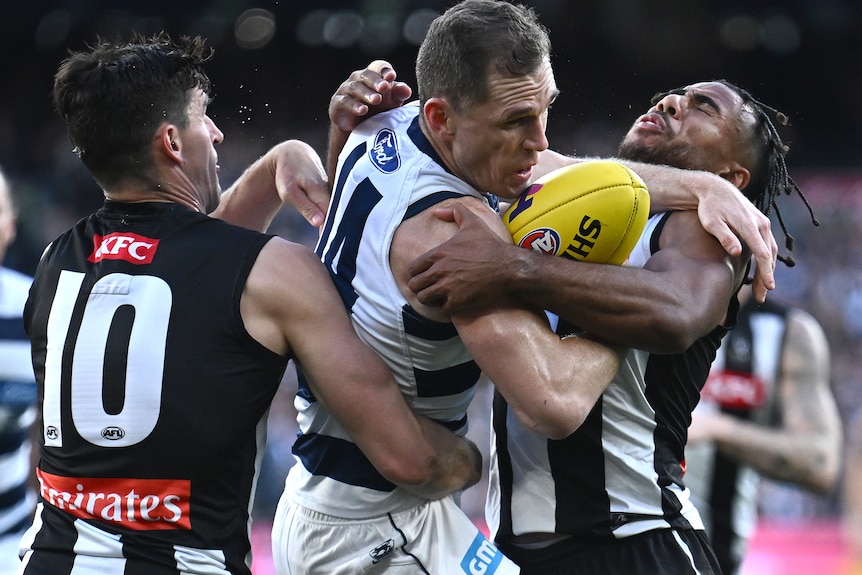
[471,314,625,439]
[508,339,624,440]
[713,416,840,492]
[394,417,482,500]
[217,139,329,230]
[505,247,718,353]
[215,142,294,231]
[536,152,718,213]
[614,161,718,212]
[327,124,349,187]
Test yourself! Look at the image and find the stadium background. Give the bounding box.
[1,1,860,573]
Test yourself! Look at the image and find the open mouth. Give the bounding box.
[636,112,665,131]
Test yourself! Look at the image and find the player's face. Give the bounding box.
[180,89,224,214]
[618,81,753,173]
[447,61,558,199]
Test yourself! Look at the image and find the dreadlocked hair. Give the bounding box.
[718,80,818,268]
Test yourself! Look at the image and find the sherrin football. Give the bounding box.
[503,160,650,265]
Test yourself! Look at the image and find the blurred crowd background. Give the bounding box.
[2,1,861,573]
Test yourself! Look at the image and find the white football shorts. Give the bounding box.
[271,494,520,575]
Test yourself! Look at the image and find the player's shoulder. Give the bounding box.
[255,238,331,296]
[659,208,728,253]
[355,100,419,136]
[256,236,318,268]
[405,194,503,245]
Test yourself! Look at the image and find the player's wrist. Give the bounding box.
[507,244,542,294]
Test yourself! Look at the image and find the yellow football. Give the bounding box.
[503,160,650,265]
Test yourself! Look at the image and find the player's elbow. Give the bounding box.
[541,419,586,441]
[383,452,479,499]
[374,450,441,488]
[808,469,840,494]
[648,314,709,354]
[777,437,842,494]
[806,449,842,493]
[512,397,591,440]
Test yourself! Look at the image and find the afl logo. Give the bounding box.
[46,426,59,440]
[518,228,560,256]
[102,426,125,440]
[369,539,395,564]
[370,128,400,173]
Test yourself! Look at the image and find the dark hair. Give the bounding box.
[416,0,551,111]
[718,80,817,267]
[53,32,213,190]
[650,80,817,267]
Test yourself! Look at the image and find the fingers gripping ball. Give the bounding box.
[503,160,650,265]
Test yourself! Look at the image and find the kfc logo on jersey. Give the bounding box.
[37,468,192,530]
[88,232,159,264]
[701,370,767,410]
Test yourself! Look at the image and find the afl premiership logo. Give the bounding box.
[518,227,560,256]
[102,426,125,440]
[370,128,400,173]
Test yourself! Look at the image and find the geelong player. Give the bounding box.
[271,2,635,573]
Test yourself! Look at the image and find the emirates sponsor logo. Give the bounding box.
[701,370,767,410]
[37,468,191,530]
[88,232,159,264]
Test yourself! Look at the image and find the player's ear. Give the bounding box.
[157,125,182,162]
[423,98,455,140]
[720,163,750,191]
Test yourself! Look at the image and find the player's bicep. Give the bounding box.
[245,238,380,369]
[268,251,405,424]
[779,310,836,432]
[645,212,744,323]
[453,303,621,439]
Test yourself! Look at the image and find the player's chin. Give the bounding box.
[494,173,533,199]
[619,134,658,156]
